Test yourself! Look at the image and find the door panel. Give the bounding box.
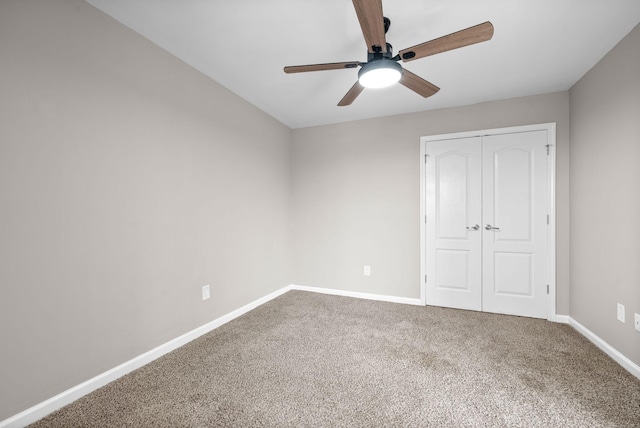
[493,148,533,242]
[426,137,482,311]
[436,153,471,240]
[482,131,548,318]
[493,252,533,296]
[436,249,470,290]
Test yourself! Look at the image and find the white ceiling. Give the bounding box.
[85,0,640,129]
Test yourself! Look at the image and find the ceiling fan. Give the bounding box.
[284,0,494,106]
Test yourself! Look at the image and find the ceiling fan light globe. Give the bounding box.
[358,60,402,89]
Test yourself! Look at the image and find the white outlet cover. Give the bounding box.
[363,266,371,276]
[617,303,625,323]
[635,313,640,332]
[202,284,210,301]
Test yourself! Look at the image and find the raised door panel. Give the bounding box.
[494,147,533,243]
[436,153,470,240]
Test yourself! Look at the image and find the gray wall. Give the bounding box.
[570,23,640,365]
[291,92,571,313]
[0,0,291,420]
[2,0,638,422]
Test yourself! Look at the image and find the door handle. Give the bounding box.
[485,224,500,231]
[466,224,480,231]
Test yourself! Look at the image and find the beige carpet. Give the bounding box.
[31,290,640,427]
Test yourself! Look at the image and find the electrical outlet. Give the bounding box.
[617,303,625,323]
[202,284,210,301]
[635,313,640,332]
[363,265,371,276]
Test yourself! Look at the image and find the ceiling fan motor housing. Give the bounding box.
[368,42,395,62]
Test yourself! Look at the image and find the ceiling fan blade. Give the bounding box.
[338,81,365,106]
[399,69,440,98]
[352,0,387,53]
[284,61,361,74]
[399,21,494,62]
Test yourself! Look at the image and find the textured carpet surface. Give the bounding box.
[31,291,640,427]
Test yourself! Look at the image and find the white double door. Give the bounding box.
[425,130,550,319]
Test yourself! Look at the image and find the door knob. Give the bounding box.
[466,224,480,231]
[485,224,500,231]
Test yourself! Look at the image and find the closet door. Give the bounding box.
[425,137,482,311]
[481,131,549,318]
[425,129,551,319]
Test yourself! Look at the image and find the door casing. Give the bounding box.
[419,123,557,321]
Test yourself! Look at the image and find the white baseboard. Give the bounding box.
[547,314,638,379]
[0,285,293,428]
[290,284,423,306]
[1,284,418,427]
[567,317,640,380]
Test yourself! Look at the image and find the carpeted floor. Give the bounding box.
[30,290,640,427]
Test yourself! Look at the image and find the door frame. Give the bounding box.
[419,123,557,321]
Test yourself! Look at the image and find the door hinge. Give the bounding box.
[547,284,549,294]
[425,215,427,224]
[424,154,429,163]
[425,275,427,283]
[547,214,549,225]
[546,144,550,155]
